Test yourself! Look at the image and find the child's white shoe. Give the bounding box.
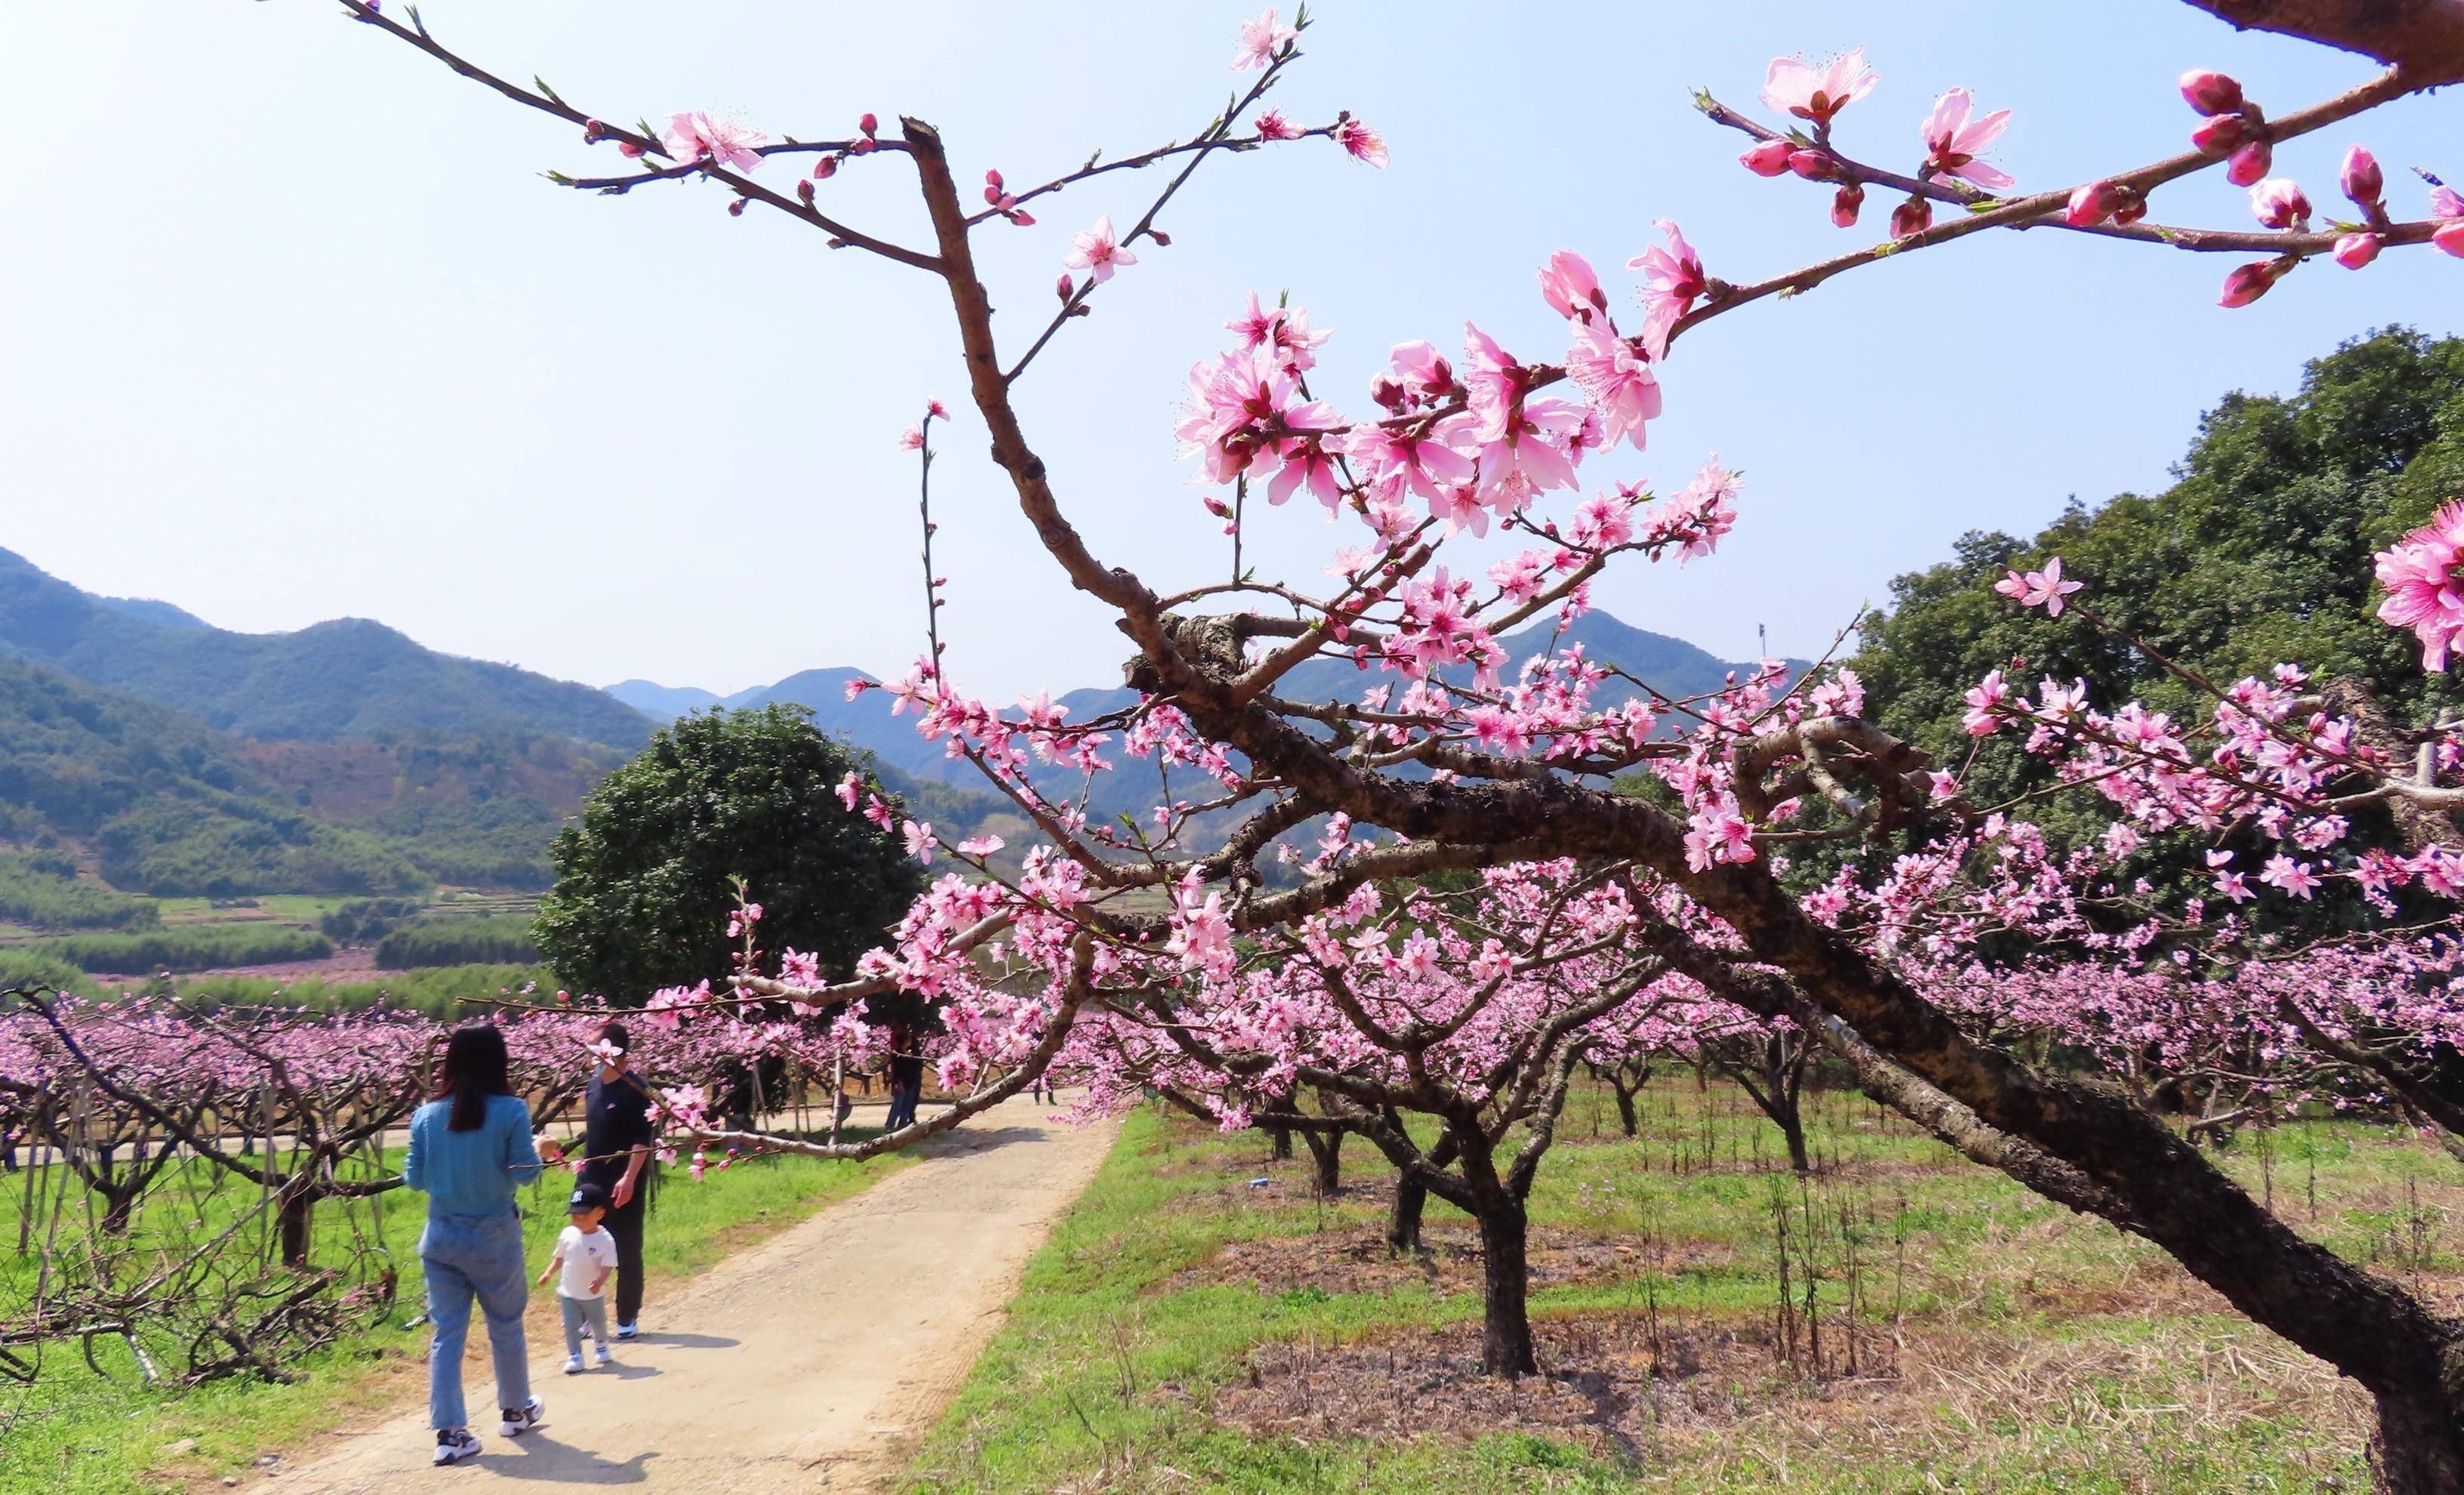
[593,1344,613,1368]
[562,1354,584,1376]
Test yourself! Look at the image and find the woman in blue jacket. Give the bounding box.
[404,1022,548,1466]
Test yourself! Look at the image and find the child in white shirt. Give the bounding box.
[537,1181,620,1372]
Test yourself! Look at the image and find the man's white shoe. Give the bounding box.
[562,1354,584,1375]
[499,1395,545,1437]
[614,1322,639,1342]
[432,1429,482,1466]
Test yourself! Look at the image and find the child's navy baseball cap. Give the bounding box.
[568,1181,611,1212]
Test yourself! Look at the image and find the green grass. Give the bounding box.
[0,852,159,932]
[375,913,539,969]
[906,1077,2438,1493]
[0,1133,909,1493]
[34,923,333,973]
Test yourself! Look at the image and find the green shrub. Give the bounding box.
[0,946,97,996]
[0,852,160,931]
[175,962,550,1018]
[36,924,333,974]
[375,914,537,969]
[319,896,421,946]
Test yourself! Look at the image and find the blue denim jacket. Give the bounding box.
[404,1093,544,1219]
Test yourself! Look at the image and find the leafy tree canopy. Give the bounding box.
[1850,327,2464,913]
[532,704,927,1005]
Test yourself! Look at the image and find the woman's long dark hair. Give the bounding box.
[434,1023,513,1133]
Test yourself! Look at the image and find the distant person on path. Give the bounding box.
[404,1022,548,1466]
[883,1025,925,1131]
[575,1019,655,1341]
[538,1180,619,1373]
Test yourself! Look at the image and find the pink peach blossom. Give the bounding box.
[1759,48,1877,128]
[1230,8,1296,70]
[661,111,767,173]
[1335,118,1388,168]
[1062,214,1137,283]
[1920,88,2013,190]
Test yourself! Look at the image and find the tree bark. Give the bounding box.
[2175,0,2464,83]
[1474,1197,1536,1376]
[1776,1105,1811,1174]
[1613,1085,1639,1139]
[277,1186,316,1269]
[2373,1376,2464,1495]
[1299,1127,1342,1194]
[1386,1172,1427,1253]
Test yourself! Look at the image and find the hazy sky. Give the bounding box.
[5,2,2457,701]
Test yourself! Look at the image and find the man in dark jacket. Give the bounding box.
[547,1021,656,1339]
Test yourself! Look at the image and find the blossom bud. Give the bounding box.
[1739,139,1793,177]
[2218,257,2287,308]
[985,168,1005,190]
[2065,180,2133,227]
[1890,195,1932,237]
[1369,375,1405,411]
[1056,273,1074,300]
[1830,183,1864,228]
[583,119,607,142]
[859,113,878,137]
[2112,194,2148,226]
[2225,140,2272,187]
[796,179,815,205]
[1787,149,1837,181]
[2333,232,2382,269]
[2248,176,2309,229]
[2339,143,2382,208]
[813,155,839,180]
[727,197,748,217]
[2437,221,2464,258]
[2189,113,2247,153]
[1150,229,1172,246]
[1008,209,1036,227]
[2433,184,2464,220]
[1202,495,1232,519]
[2179,69,2244,116]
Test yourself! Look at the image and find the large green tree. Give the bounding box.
[1849,328,2464,913]
[533,705,926,1004]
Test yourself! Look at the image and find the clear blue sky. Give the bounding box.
[3,2,2456,701]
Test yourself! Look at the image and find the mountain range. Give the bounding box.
[0,544,1782,900]
[610,612,1794,788]
[0,548,654,748]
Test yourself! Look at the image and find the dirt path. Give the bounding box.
[266,1097,1116,1493]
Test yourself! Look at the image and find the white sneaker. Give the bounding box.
[593,1345,614,1368]
[499,1395,544,1437]
[562,1355,584,1376]
[614,1322,639,1342]
[433,1429,482,1466]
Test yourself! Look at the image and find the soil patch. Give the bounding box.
[1171,1221,1732,1300]
[1206,1309,2368,1463]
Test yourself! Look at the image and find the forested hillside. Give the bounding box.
[0,652,424,895]
[0,548,655,747]
[1853,327,2464,905]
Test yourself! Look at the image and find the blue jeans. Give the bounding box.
[420,1210,531,1431]
[559,1293,611,1356]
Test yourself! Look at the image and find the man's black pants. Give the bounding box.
[603,1193,647,1327]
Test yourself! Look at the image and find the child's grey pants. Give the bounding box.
[559,1293,610,1356]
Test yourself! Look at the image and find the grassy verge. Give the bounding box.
[0,1138,910,1493]
[906,1077,2451,1493]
